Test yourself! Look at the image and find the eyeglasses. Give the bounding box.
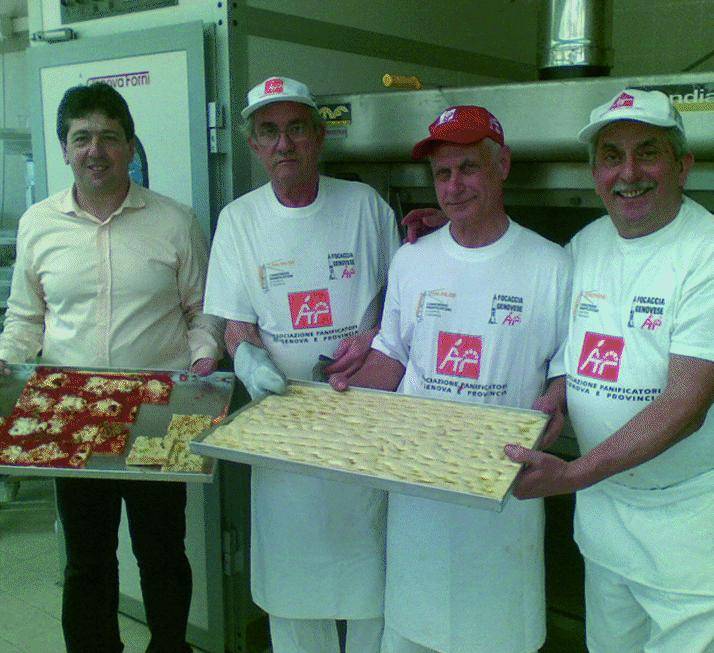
[253,121,312,147]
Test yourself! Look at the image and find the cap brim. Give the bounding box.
[241,95,317,120]
[577,115,680,143]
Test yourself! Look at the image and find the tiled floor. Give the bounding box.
[0,478,164,653]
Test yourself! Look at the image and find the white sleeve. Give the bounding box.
[548,242,573,378]
[204,204,258,323]
[0,215,46,363]
[670,243,714,362]
[378,196,401,288]
[177,213,223,363]
[372,252,411,367]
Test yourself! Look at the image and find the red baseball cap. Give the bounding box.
[412,105,505,160]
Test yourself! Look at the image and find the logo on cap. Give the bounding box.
[609,92,634,111]
[489,116,503,135]
[436,108,457,125]
[264,78,284,95]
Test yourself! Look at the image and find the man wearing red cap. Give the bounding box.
[331,105,570,653]
[506,89,714,652]
[204,77,400,653]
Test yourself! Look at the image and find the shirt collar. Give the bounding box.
[57,182,147,222]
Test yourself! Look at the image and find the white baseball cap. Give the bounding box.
[577,89,685,143]
[241,76,317,120]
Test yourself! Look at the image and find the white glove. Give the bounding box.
[233,342,287,401]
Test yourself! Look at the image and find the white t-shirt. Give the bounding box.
[561,196,713,488]
[560,197,714,592]
[205,176,400,617]
[372,220,570,652]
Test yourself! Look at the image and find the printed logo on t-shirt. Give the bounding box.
[573,289,606,319]
[288,289,333,329]
[436,332,481,379]
[627,295,666,331]
[259,260,296,291]
[487,293,524,326]
[577,332,625,382]
[416,289,456,322]
[327,251,357,280]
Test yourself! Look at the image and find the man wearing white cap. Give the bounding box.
[204,76,400,652]
[331,105,570,653]
[506,89,714,652]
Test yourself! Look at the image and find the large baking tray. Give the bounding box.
[191,380,548,511]
[0,364,235,482]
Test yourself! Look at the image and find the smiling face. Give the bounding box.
[248,102,324,205]
[430,140,510,232]
[592,121,693,238]
[62,112,134,204]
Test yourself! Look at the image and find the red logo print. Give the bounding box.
[436,332,481,379]
[288,289,333,329]
[577,332,625,381]
[609,92,634,111]
[264,78,284,95]
[641,314,662,331]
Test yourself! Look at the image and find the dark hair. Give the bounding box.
[56,82,135,144]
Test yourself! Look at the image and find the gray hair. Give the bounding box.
[241,105,324,139]
[588,124,690,165]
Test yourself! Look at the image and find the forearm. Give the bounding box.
[186,311,224,364]
[347,349,405,391]
[225,320,264,358]
[541,376,567,412]
[0,307,44,364]
[570,354,713,489]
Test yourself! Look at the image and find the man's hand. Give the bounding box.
[504,446,577,499]
[323,329,377,388]
[233,342,287,401]
[190,357,217,377]
[401,208,448,244]
[329,371,353,392]
[0,359,9,376]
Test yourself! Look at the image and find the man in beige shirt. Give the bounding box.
[0,82,221,653]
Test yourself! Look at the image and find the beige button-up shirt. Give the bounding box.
[0,183,222,369]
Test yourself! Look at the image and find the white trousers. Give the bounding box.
[269,615,384,653]
[585,560,714,653]
[379,626,540,653]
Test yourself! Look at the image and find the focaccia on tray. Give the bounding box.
[126,436,169,466]
[124,414,212,470]
[205,384,548,502]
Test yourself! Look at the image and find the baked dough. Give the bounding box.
[124,414,212,471]
[205,384,548,502]
[160,414,213,472]
[126,436,169,466]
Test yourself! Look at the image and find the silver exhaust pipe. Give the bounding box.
[537,0,613,79]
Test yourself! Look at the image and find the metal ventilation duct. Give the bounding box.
[538,0,613,79]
